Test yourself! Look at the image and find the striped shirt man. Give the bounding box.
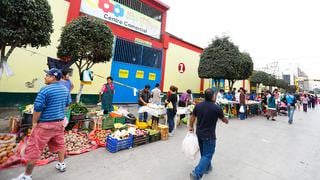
[34,82,70,122]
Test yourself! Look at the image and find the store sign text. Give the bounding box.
[80,0,161,39]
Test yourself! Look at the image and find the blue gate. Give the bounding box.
[111,38,163,103]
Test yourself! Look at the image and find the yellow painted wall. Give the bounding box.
[164,42,202,93]
[0,0,112,95]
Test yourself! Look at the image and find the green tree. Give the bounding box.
[275,78,289,89]
[57,16,114,102]
[227,52,254,90]
[198,36,241,88]
[249,70,269,89]
[0,0,53,76]
[264,74,277,87]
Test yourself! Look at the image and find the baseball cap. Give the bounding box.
[44,68,62,80]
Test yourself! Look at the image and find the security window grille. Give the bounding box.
[113,38,162,69]
[113,0,162,21]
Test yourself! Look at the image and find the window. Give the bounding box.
[113,0,162,22]
[113,38,162,69]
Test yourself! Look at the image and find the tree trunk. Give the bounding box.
[228,80,231,91]
[76,83,84,103]
[230,80,235,91]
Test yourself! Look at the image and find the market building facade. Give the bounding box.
[0,0,205,106]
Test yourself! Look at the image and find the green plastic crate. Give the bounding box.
[114,116,126,124]
[102,115,115,129]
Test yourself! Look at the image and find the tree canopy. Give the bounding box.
[198,36,253,89]
[0,0,53,63]
[275,78,289,89]
[57,16,114,70]
[249,70,269,87]
[57,16,114,102]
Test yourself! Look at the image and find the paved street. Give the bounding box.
[1,107,320,180]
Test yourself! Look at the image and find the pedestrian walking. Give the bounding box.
[239,88,246,120]
[165,85,178,136]
[151,83,161,105]
[286,92,296,124]
[13,68,71,180]
[178,89,193,121]
[99,76,115,115]
[311,95,316,109]
[301,94,308,112]
[189,88,228,180]
[267,91,277,121]
[138,85,151,122]
[59,70,74,92]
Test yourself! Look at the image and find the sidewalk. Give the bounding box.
[1,107,320,179]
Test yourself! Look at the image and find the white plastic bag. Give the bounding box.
[239,105,245,113]
[181,132,199,160]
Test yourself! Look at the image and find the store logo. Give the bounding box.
[98,0,124,17]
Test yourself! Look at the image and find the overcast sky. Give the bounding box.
[161,0,320,79]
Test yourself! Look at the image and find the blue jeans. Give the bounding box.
[287,106,295,123]
[167,109,175,133]
[193,138,216,179]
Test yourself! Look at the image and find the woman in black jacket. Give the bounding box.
[166,85,178,136]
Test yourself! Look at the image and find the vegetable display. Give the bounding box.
[40,146,58,160]
[0,143,16,165]
[65,131,92,153]
[111,130,130,140]
[69,103,88,115]
[94,130,112,145]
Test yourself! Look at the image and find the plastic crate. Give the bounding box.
[149,132,161,143]
[114,116,126,124]
[102,115,115,130]
[106,135,133,153]
[133,134,149,147]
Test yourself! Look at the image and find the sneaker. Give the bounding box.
[55,162,66,172]
[169,133,174,137]
[12,173,32,180]
[204,165,213,174]
[190,171,201,180]
[271,119,276,121]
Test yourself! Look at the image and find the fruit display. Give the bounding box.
[94,130,112,145]
[65,131,92,153]
[0,134,16,144]
[110,130,130,140]
[0,143,16,165]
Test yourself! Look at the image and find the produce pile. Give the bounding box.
[146,129,160,136]
[91,129,112,146]
[40,146,58,161]
[65,131,94,154]
[0,143,16,165]
[0,134,15,143]
[134,129,148,136]
[110,130,130,140]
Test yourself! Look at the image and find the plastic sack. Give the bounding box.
[239,105,245,113]
[181,132,199,160]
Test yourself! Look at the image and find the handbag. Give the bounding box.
[239,105,245,113]
[167,101,173,109]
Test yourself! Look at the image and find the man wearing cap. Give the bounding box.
[13,68,71,180]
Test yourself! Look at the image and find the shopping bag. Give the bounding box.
[181,132,199,160]
[239,105,245,113]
